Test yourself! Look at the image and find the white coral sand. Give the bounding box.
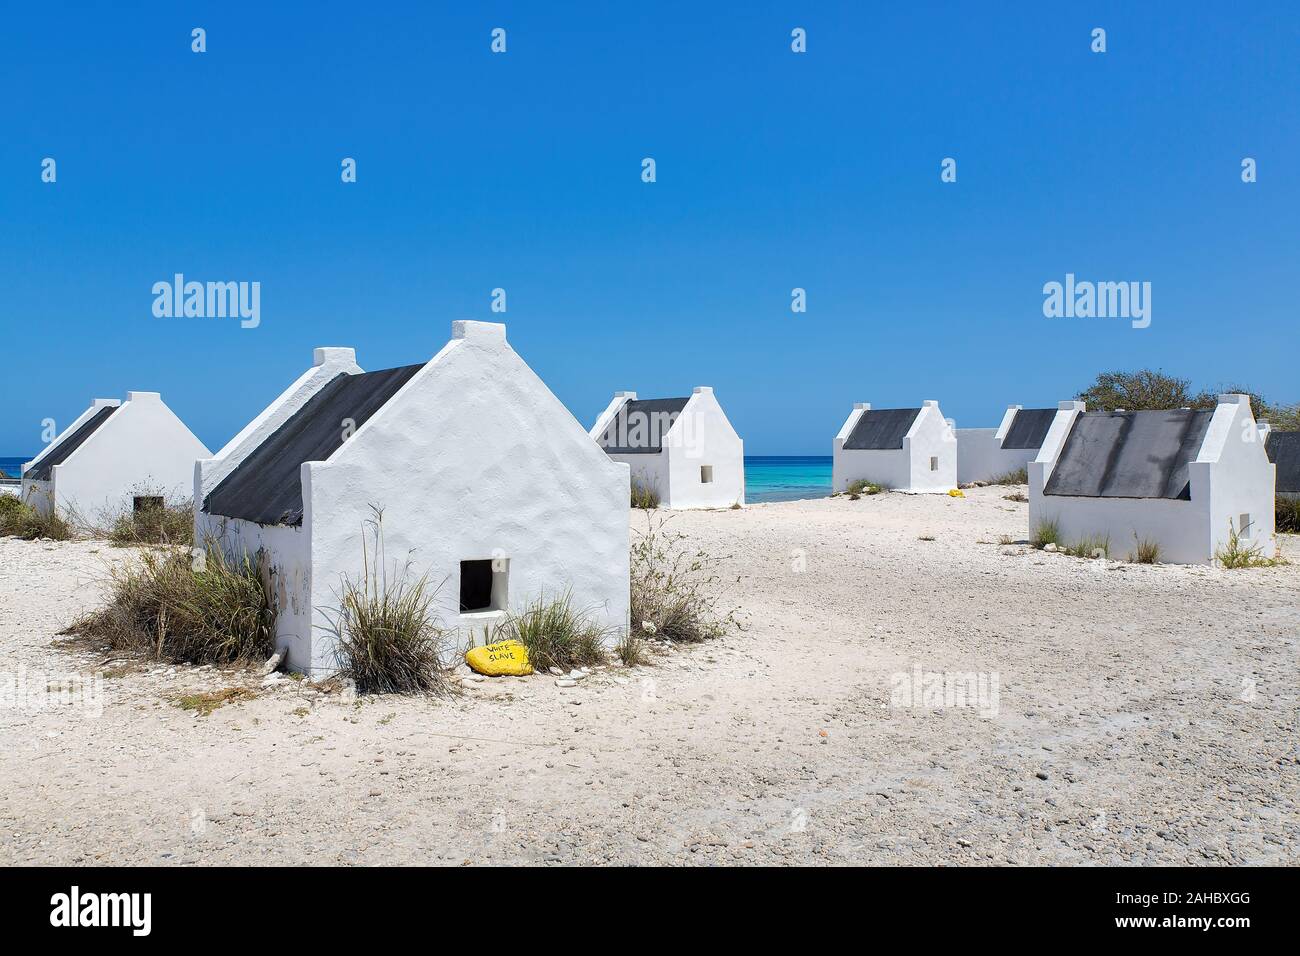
[1,488,1296,865]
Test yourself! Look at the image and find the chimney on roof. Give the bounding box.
[452,320,507,343]
[313,347,356,367]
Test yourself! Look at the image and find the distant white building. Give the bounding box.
[956,406,1057,484]
[832,400,955,493]
[1029,396,1276,564]
[1265,429,1299,500]
[22,392,210,519]
[590,387,744,509]
[196,321,630,677]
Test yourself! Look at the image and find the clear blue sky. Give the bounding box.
[3,2,1297,456]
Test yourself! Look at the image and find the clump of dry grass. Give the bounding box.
[615,633,650,667]
[990,467,1029,486]
[1130,536,1160,564]
[496,591,608,671]
[108,497,194,547]
[0,495,73,540]
[325,507,452,695]
[630,478,660,510]
[630,515,740,644]
[63,544,275,664]
[1276,496,1300,534]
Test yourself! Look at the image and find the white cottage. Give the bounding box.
[196,321,630,677]
[590,387,744,509]
[832,400,955,493]
[1029,396,1275,564]
[22,392,210,519]
[956,405,1057,484]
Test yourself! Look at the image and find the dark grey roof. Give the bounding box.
[1043,409,1213,500]
[25,406,117,481]
[205,364,424,526]
[1001,408,1056,450]
[843,408,921,450]
[1267,431,1300,494]
[597,397,689,454]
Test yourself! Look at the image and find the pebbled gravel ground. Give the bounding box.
[1,488,1297,866]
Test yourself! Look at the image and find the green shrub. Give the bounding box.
[326,508,451,694]
[630,478,660,510]
[497,591,608,671]
[1030,519,1061,549]
[846,478,885,496]
[64,544,275,664]
[630,516,739,644]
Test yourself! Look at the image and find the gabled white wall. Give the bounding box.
[662,387,745,508]
[1029,397,1275,564]
[297,321,630,676]
[1198,394,1275,559]
[833,400,955,493]
[904,402,957,493]
[25,393,209,522]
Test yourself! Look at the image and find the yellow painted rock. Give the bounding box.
[466,639,533,676]
[948,489,965,498]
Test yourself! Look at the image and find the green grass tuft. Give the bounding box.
[1030,519,1061,550]
[325,507,452,695]
[496,591,608,671]
[630,478,660,510]
[1130,536,1160,564]
[990,466,1029,485]
[1216,521,1284,569]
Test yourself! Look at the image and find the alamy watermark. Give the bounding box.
[1042,273,1150,329]
[890,664,1000,718]
[1,667,104,718]
[152,274,260,328]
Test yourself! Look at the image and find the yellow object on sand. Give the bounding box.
[466,639,533,676]
[948,489,965,498]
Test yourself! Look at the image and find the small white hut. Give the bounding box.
[196,321,631,677]
[1029,396,1275,564]
[22,392,210,519]
[832,400,955,493]
[590,387,745,509]
[956,405,1057,484]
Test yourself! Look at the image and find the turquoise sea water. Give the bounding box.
[2,455,832,502]
[744,455,831,503]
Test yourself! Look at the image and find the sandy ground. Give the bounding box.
[1,488,1297,866]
